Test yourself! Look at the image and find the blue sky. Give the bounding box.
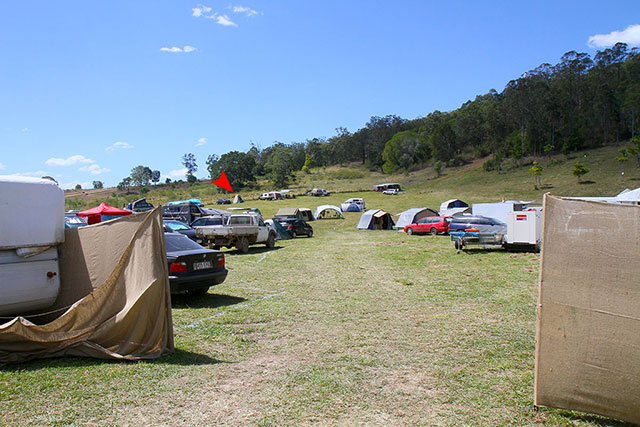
[1,1,639,189]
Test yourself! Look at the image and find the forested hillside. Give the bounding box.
[122,43,640,191]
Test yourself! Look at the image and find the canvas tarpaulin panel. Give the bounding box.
[535,195,640,423]
[0,208,174,364]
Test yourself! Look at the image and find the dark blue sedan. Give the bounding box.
[165,232,228,295]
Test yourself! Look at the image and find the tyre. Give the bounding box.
[291,230,297,238]
[266,233,275,249]
[406,228,413,235]
[187,286,209,296]
[237,237,249,253]
[308,229,313,238]
[430,228,437,236]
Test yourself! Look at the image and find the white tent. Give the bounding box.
[313,205,343,219]
[357,209,395,230]
[395,208,439,231]
[616,187,640,205]
[439,199,470,217]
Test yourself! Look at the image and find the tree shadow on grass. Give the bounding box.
[171,293,246,309]
[0,348,225,371]
[578,180,596,184]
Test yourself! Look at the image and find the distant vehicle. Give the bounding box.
[216,198,231,205]
[128,197,154,212]
[373,183,402,192]
[382,188,400,195]
[340,198,365,211]
[259,192,283,200]
[163,220,198,242]
[448,216,506,234]
[162,202,208,225]
[165,232,227,295]
[276,218,313,238]
[64,213,88,229]
[405,216,451,235]
[311,188,330,197]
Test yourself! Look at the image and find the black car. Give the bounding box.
[163,219,198,242]
[276,218,313,238]
[165,232,228,295]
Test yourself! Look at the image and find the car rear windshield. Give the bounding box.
[166,221,190,230]
[164,233,206,251]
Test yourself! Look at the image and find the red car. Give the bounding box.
[404,216,451,235]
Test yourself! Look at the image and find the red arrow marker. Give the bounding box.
[212,170,234,192]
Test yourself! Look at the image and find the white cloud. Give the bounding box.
[160,168,187,181]
[196,137,207,146]
[79,164,111,175]
[208,13,237,27]
[192,5,212,17]
[160,45,197,53]
[0,163,5,170]
[588,24,640,48]
[232,6,260,17]
[46,155,95,167]
[106,141,135,151]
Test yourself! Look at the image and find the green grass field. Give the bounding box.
[1,144,637,426]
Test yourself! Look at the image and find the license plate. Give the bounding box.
[193,260,213,270]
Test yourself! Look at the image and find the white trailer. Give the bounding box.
[505,210,542,251]
[0,176,64,316]
[472,201,530,224]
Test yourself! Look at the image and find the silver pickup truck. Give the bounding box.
[195,213,276,253]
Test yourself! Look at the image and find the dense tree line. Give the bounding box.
[173,43,640,190]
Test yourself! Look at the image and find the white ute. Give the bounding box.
[196,213,276,253]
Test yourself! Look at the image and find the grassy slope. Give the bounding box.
[1,144,636,426]
[65,143,639,212]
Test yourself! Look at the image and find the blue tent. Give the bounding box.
[344,203,362,212]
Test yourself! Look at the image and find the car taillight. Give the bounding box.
[217,256,225,268]
[169,262,188,273]
[288,225,293,229]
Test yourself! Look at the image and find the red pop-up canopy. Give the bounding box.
[77,202,132,224]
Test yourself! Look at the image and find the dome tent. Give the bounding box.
[313,205,344,220]
[357,209,395,230]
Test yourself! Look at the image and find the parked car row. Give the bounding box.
[403,215,507,236]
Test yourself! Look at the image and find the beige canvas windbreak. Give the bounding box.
[0,208,174,364]
[535,195,640,423]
